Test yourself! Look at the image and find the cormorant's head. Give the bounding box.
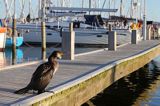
[49,51,63,62]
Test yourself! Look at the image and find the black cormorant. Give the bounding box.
[14,51,63,94]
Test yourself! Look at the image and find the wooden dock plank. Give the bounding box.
[0,40,160,105]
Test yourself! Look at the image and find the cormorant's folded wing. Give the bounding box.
[32,62,52,79]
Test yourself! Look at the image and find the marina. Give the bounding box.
[0,0,160,106]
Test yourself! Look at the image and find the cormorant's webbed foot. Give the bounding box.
[38,90,45,94]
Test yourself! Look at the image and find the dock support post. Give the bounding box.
[12,18,17,65]
[108,31,117,51]
[131,30,138,44]
[62,23,75,60]
[12,0,17,65]
[41,21,46,61]
[41,0,46,61]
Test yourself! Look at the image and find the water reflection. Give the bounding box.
[83,58,160,106]
[0,46,100,68]
[5,48,23,64]
[0,51,6,68]
[0,48,23,68]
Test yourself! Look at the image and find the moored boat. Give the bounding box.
[0,27,7,51]
[5,36,23,47]
[17,21,131,46]
[0,19,23,48]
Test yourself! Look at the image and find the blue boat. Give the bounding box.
[0,19,23,47]
[5,36,23,47]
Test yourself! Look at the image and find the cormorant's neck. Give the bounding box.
[48,56,57,63]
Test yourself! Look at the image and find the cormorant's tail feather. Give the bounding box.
[14,87,29,94]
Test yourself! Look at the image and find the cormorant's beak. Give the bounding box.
[57,56,62,59]
[57,52,63,59]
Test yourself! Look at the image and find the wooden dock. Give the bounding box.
[1,40,160,106]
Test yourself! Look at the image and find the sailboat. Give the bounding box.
[13,0,133,46]
[16,0,130,46]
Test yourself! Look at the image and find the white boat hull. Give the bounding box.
[23,29,131,45]
[0,33,6,51]
[16,22,131,45]
[23,30,108,44]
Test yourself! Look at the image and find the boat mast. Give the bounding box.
[139,0,142,19]
[4,0,12,19]
[60,0,64,7]
[143,0,146,40]
[39,0,41,9]
[114,0,116,16]
[130,0,133,18]
[29,0,31,16]
[19,0,25,20]
[98,0,100,14]
[120,0,123,17]
[67,0,71,7]
[102,0,107,9]
[89,0,91,15]
[108,0,111,18]
[41,0,46,21]
[82,0,84,8]
[92,0,96,14]
[38,0,41,19]
[13,0,16,19]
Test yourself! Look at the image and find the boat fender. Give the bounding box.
[7,28,12,37]
[60,27,63,37]
[25,29,30,33]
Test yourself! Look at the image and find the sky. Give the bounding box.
[0,0,160,22]
[146,0,160,22]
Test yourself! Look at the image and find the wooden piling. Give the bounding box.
[41,21,46,61]
[41,0,46,61]
[12,18,17,64]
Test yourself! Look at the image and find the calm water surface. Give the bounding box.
[0,45,100,68]
[83,56,160,106]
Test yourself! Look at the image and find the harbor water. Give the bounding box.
[83,56,160,106]
[0,45,100,68]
